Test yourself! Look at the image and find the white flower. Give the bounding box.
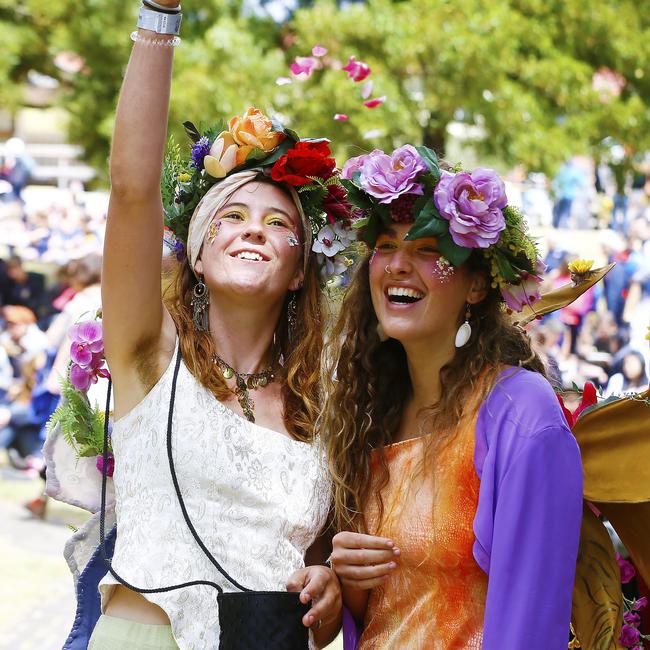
[324,254,348,278]
[312,226,345,257]
[333,221,354,246]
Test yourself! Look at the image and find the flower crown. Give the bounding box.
[161,107,354,283]
[341,145,544,311]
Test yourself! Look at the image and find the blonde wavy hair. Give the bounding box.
[322,251,547,532]
[163,176,324,443]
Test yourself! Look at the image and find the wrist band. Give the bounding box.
[131,31,181,47]
[142,0,181,14]
[137,5,182,35]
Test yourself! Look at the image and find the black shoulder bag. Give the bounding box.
[99,348,310,649]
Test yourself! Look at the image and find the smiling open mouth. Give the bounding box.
[231,251,267,262]
[386,287,424,304]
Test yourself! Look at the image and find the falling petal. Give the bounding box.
[363,96,386,108]
[312,45,328,57]
[361,80,374,99]
[334,114,350,121]
[276,76,292,86]
[290,56,318,78]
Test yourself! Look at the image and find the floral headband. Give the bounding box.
[340,145,545,311]
[161,107,354,284]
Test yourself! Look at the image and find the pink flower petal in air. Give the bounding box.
[363,96,386,108]
[334,114,350,121]
[276,76,292,86]
[342,56,371,82]
[361,80,374,99]
[290,56,318,78]
[312,45,328,57]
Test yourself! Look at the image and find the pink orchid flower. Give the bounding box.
[312,45,328,57]
[361,80,374,99]
[334,114,349,121]
[342,56,371,82]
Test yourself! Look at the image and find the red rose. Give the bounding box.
[271,140,336,186]
[322,183,352,224]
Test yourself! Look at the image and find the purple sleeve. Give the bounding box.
[481,425,582,649]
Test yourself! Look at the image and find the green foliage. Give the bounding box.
[5,0,650,177]
[48,376,108,459]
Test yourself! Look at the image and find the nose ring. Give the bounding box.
[384,265,392,274]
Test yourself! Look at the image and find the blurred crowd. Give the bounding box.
[0,142,648,493]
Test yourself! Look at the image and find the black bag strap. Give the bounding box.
[99,342,251,594]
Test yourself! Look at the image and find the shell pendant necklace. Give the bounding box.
[212,352,275,423]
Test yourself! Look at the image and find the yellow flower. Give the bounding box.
[568,259,594,274]
[229,107,284,153]
[177,172,191,183]
[645,326,650,342]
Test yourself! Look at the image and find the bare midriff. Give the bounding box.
[104,585,171,625]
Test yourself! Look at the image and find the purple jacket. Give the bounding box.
[344,367,583,649]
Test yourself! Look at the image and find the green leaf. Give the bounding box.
[405,216,448,240]
[437,234,472,266]
[351,216,369,229]
[361,216,381,247]
[415,146,441,181]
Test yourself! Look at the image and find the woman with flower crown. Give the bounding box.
[47,1,360,649]
[323,146,583,649]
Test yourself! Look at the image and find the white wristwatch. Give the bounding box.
[137,6,182,35]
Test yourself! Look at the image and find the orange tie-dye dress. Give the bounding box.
[359,400,487,650]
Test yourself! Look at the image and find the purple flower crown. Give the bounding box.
[341,145,545,311]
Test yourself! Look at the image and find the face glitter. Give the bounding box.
[432,256,455,283]
[208,220,221,244]
[287,234,299,247]
[369,250,377,265]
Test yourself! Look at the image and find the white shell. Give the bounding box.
[454,321,472,348]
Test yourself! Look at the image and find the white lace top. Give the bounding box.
[98,343,332,649]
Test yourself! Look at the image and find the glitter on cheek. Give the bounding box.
[431,256,455,283]
[287,234,299,247]
[208,220,221,244]
[369,250,377,265]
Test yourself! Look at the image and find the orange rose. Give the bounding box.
[228,108,284,153]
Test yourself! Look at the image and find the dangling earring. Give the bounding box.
[455,304,472,348]
[191,279,210,331]
[376,322,389,342]
[287,292,298,342]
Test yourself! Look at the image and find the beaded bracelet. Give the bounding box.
[130,30,181,47]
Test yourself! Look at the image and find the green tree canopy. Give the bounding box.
[4,0,650,177]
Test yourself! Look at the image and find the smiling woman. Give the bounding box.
[52,2,353,649]
[323,146,583,650]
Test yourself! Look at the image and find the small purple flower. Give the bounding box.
[358,146,427,204]
[96,452,115,477]
[632,597,648,611]
[434,168,507,248]
[70,363,94,392]
[617,553,636,584]
[619,624,641,647]
[624,612,641,627]
[190,136,211,170]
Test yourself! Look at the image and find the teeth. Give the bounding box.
[236,251,264,261]
[387,287,424,299]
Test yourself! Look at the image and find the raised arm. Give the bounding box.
[102,3,180,379]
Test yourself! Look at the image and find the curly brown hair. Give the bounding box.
[322,250,547,532]
[162,179,325,443]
